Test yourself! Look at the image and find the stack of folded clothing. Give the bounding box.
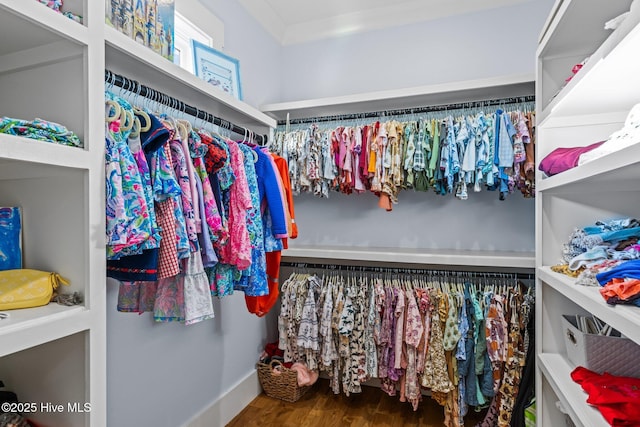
[0,117,82,148]
[552,218,640,305]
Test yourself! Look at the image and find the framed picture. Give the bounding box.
[192,40,242,101]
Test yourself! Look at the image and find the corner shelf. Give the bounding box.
[538,353,608,427]
[0,304,88,357]
[104,25,276,130]
[283,245,535,269]
[261,74,534,121]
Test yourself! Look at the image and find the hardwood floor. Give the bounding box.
[227,379,487,427]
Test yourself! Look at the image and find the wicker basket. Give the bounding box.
[256,360,310,402]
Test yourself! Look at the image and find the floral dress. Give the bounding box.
[105,109,153,260]
[170,138,199,252]
[234,143,267,296]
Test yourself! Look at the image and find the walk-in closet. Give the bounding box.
[1,0,639,426]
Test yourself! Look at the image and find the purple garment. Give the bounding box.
[538,141,605,176]
[194,173,218,268]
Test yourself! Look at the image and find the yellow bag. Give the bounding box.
[0,269,69,310]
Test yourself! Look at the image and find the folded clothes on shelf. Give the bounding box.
[0,117,82,147]
[571,366,640,425]
[36,0,62,12]
[553,219,640,302]
[540,103,640,177]
[578,102,640,166]
[538,141,604,176]
[36,0,83,23]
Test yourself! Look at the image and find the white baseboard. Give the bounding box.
[181,370,261,427]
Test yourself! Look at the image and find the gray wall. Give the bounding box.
[106,1,281,426]
[279,0,554,101]
[107,1,554,426]
[292,191,535,252]
[282,0,554,256]
[206,0,283,107]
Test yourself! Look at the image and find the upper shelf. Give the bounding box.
[282,245,535,269]
[538,266,640,344]
[537,0,632,59]
[104,26,277,131]
[0,1,88,52]
[261,74,534,121]
[536,137,640,193]
[539,13,640,123]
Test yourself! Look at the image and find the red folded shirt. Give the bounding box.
[571,366,640,426]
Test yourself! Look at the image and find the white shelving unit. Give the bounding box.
[536,1,640,425]
[0,2,276,426]
[0,1,105,426]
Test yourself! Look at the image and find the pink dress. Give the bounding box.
[221,141,252,270]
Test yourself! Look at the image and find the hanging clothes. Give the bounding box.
[277,268,533,426]
[272,103,536,209]
[104,89,295,323]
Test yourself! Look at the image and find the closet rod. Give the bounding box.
[280,261,534,281]
[277,94,536,126]
[105,69,268,145]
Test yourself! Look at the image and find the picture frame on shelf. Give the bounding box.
[192,40,242,101]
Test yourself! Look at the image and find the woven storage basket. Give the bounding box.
[256,360,310,402]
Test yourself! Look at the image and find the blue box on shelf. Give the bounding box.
[0,207,22,271]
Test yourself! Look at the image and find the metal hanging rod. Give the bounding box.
[279,261,534,281]
[105,69,268,145]
[277,94,536,126]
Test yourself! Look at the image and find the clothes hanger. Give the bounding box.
[105,99,121,123]
[119,105,135,132]
[129,116,142,139]
[131,81,152,133]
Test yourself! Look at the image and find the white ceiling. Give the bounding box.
[239,0,530,45]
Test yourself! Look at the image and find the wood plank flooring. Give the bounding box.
[227,379,487,427]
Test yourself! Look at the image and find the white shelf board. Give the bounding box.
[261,74,534,121]
[537,0,631,58]
[537,0,563,45]
[538,353,609,427]
[538,266,640,343]
[539,17,640,123]
[536,139,640,193]
[0,134,89,175]
[0,304,89,357]
[282,246,535,269]
[0,0,88,53]
[104,26,277,130]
